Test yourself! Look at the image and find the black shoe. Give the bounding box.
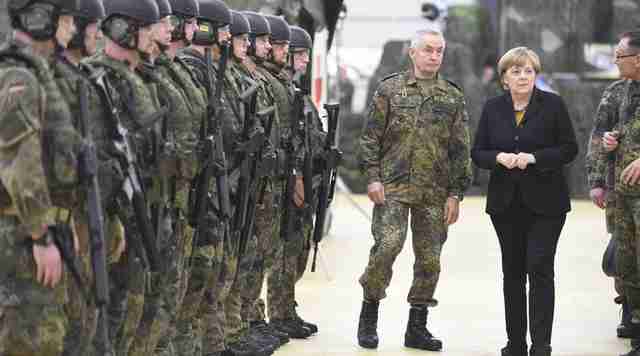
[251,320,290,347]
[226,336,273,356]
[500,342,527,356]
[404,305,443,351]
[530,345,551,356]
[294,301,319,334]
[357,300,379,349]
[620,299,634,338]
[270,318,312,339]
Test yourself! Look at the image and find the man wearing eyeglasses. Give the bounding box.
[587,30,640,356]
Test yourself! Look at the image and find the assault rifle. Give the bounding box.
[237,105,275,259]
[89,67,158,272]
[76,78,113,356]
[233,79,264,256]
[311,103,342,272]
[190,44,231,250]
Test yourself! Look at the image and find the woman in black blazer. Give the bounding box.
[471,47,578,356]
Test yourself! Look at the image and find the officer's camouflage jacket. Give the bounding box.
[359,70,472,204]
[586,79,635,193]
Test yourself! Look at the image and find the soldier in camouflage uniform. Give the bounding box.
[588,31,640,356]
[52,0,128,354]
[85,1,161,355]
[357,29,472,351]
[134,1,207,355]
[260,14,313,340]
[174,1,231,354]
[127,0,199,355]
[218,10,282,356]
[239,10,292,348]
[585,31,638,341]
[0,0,82,355]
[196,9,272,356]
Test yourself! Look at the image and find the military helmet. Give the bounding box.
[242,11,270,36]
[68,0,105,51]
[9,0,80,41]
[265,15,290,43]
[155,0,172,18]
[192,0,230,46]
[169,0,198,18]
[102,0,159,49]
[8,0,79,15]
[289,26,312,50]
[104,0,159,26]
[197,0,231,25]
[76,0,105,20]
[230,10,250,37]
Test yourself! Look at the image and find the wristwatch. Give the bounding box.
[32,229,54,247]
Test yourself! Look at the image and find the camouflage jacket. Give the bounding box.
[586,79,635,192]
[261,61,304,173]
[609,80,640,196]
[0,39,80,233]
[154,53,206,187]
[359,71,472,204]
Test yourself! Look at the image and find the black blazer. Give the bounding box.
[471,87,578,216]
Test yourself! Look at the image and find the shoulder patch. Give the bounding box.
[0,67,41,149]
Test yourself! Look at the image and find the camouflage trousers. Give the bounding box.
[0,215,68,356]
[615,195,640,321]
[174,214,224,356]
[108,248,148,356]
[359,199,447,306]
[202,232,238,354]
[268,208,308,320]
[224,234,258,343]
[129,204,187,356]
[63,217,97,356]
[242,190,281,324]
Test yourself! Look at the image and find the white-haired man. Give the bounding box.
[357,29,472,351]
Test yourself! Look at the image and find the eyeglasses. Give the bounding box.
[616,53,638,60]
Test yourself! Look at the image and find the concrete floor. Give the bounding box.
[275,194,630,356]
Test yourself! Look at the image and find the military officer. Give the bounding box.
[357,28,472,351]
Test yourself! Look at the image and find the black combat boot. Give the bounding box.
[357,300,379,349]
[620,298,633,339]
[250,320,290,347]
[500,341,527,356]
[529,345,551,356]
[294,301,318,334]
[226,335,273,356]
[404,305,443,351]
[245,328,279,353]
[269,318,312,339]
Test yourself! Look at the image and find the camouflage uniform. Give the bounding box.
[358,71,471,306]
[0,39,80,356]
[86,52,164,356]
[586,79,627,298]
[261,60,308,322]
[242,61,282,326]
[127,52,199,356]
[52,53,128,356]
[589,79,640,322]
[202,58,266,354]
[149,53,206,356]
[175,47,233,356]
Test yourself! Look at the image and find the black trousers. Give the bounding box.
[490,194,566,351]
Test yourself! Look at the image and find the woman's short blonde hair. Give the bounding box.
[497,46,542,79]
